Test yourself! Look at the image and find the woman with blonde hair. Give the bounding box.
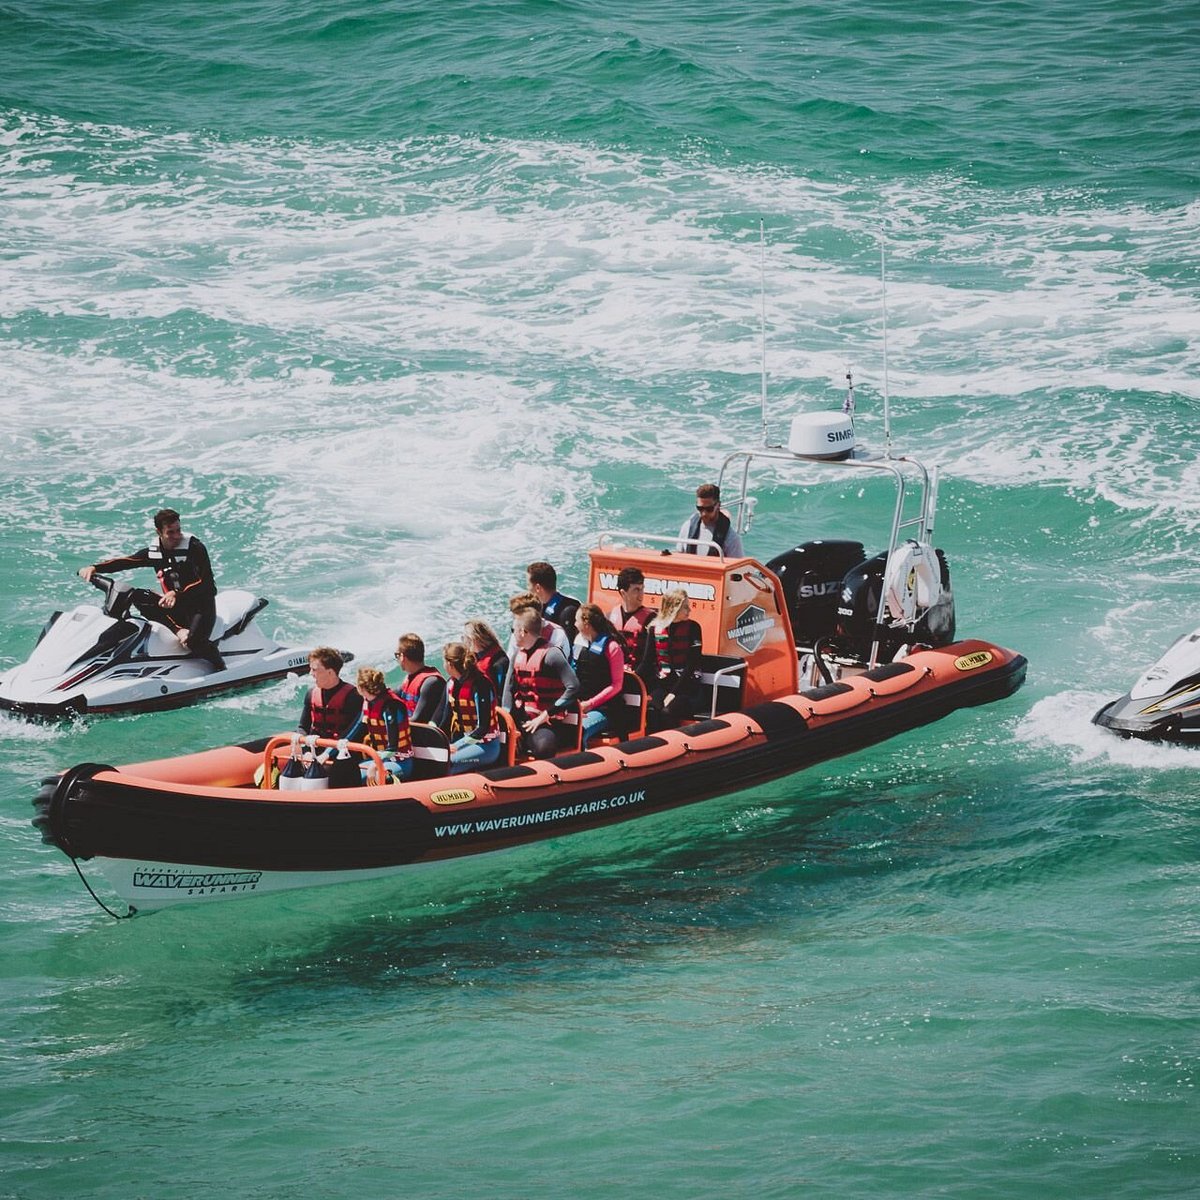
[637,588,703,727]
[443,641,502,774]
[462,618,510,696]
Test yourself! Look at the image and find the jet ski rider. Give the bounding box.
[79,508,225,670]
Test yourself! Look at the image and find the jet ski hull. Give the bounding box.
[0,654,309,719]
[0,588,313,720]
[1091,695,1200,741]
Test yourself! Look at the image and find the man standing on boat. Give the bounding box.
[526,561,581,646]
[79,507,225,670]
[677,484,744,558]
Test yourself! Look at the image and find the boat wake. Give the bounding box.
[1018,691,1198,770]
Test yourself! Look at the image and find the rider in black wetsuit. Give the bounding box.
[79,508,225,670]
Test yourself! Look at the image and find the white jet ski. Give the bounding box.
[1092,625,1200,742]
[0,574,317,719]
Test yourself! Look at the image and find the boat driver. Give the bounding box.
[677,483,744,559]
[79,507,225,670]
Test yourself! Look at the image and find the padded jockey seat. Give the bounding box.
[499,703,585,762]
[409,722,450,779]
[592,670,648,745]
[697,654,746,718]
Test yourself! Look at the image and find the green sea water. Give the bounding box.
[2,1,1198,1196]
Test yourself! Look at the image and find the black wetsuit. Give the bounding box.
[542,591,581,647]
[91,535,223,668]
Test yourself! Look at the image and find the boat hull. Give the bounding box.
[34,640,1027,913]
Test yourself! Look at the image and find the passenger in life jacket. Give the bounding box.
[346,666,414,782]
[502,608,581,759]
[526,561,581,646]
[78,506,226,670]
[676,483,744,559]
[462,618,510,698]
[607,565,656,663]
[443,642,502,775]
[394,633,448,726]
[298,646,363,739]
[637,588,703,727]
[504,593,571,663]
[573,603,628,746]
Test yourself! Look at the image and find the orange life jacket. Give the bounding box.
[448,669,499,741]
[358,689,413,756]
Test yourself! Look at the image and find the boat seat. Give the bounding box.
[545,701,587,754]
[698,654,746,718]
[409,722,450,780]
[592,670,649,745]
[499,702,585,763]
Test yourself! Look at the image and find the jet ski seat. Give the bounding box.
[212,591,267,640]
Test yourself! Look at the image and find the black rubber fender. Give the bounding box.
[32,763,114,857]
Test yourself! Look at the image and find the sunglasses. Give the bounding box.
[696,503,716,513]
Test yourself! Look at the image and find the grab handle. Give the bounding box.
[261,735,386,789]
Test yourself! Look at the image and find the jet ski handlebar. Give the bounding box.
[87,573,157,621]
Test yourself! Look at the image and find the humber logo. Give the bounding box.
[954,651,994,671]
[430,788,476,806]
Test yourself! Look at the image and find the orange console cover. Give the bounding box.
[586,546,798,706]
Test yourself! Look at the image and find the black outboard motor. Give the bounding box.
[834,548,955,661]
[766,540,867,647]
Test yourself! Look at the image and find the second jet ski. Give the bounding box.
[1092,625,1200,742]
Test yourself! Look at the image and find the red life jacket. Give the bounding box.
[398,665,443,720]
[652,619,702,678]
[449,669,498,741]
[609,603,655,660]
[475,645,507,695]
[511,639,565,717]
[359,689,413,756]
[308,681,359,739]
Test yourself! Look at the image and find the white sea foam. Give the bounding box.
[3,109,1199,661]
[4,116,1195,398]
[1018,691,1200,771]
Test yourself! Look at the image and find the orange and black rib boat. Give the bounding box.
[34,420,1027,915]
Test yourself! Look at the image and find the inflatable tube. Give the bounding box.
[31,637,1028,914]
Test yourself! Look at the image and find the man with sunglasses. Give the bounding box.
[677,484,744,558]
